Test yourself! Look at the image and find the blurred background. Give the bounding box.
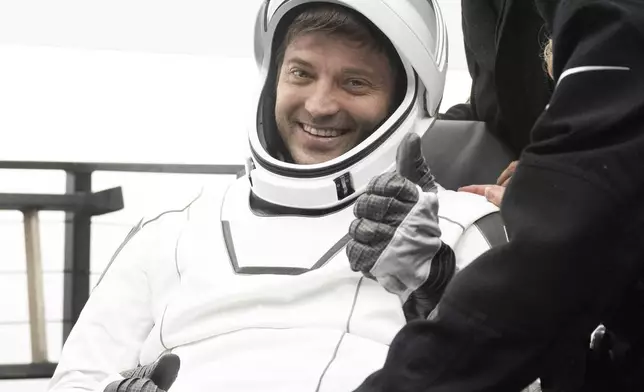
[0,0,470,390]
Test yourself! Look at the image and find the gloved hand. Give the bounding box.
[105,353,180,392]
[346,132,456,319]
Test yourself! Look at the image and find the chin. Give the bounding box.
[295,157,326,165]
[294,153,339,165]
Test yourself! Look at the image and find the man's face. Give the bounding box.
[275,31,396,165]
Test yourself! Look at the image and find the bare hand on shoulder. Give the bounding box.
[458,160,518,207]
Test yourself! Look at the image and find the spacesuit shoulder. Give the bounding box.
[95,188,208,287]
[434,186,503,270]
[436,187,499,228]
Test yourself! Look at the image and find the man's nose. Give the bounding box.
[304,81,341,118]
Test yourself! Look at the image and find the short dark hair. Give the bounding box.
[273,3,405,95]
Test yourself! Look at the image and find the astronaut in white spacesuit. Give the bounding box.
[47,1,504,391]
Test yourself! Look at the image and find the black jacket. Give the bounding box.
[441,0,554,156]
[354,1,644,391]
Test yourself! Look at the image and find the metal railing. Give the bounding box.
[0,161,244,379]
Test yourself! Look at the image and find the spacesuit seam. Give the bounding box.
[168,187,202,281]
[93,218,144,289]
[159,304,170,351]
[346,276,365,333]
[145,208,193,334]
[161,327,306,352]
[438,214,466,232]
[314,276,363,392]
[142,188,203,229]
[174,229,184,281]
[314,333,346,392]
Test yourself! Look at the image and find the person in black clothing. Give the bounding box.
[443,0,554,207]
[440,0,554,157]
[351,0,644,391]
[453,1,644,388]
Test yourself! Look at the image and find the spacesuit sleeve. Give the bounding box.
[48,221,157,392]
[353,1,644,391]
[403,212,504,321]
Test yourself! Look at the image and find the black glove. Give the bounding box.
[346,133,456,318]
[105,353,181,392]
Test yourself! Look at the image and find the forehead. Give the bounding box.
[283,31,392,75]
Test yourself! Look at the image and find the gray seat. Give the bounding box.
[421,120,516,190]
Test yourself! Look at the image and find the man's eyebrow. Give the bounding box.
[342,67,377,78]
[286,56,382,80]
[286,57,313,67]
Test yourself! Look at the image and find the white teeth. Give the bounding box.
[302,123,344,137]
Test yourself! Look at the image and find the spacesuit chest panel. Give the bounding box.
[142,180,499,364]
[150,178,405,354]
[220,176,356,275]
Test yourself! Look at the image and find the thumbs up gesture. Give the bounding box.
[346,133,456,318]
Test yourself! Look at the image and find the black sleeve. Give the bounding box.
[354,1,644,391]
[438,103,476,121]
[402,242,456,321]
[445,0,551,155]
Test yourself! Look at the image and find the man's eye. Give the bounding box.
[346,79,370,89]
[290,69,310,79]
[345,79,372,93]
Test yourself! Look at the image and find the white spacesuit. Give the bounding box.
[48,1,505,392]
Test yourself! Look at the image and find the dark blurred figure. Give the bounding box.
[441,0,554,157]
[446,2,644,391]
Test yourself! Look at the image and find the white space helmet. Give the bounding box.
[246,0,448,213]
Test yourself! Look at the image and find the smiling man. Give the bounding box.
[47,2,509,392]
[271,5,404,165]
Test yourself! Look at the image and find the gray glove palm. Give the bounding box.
[105,353,180,392]
[346,133,456,318]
